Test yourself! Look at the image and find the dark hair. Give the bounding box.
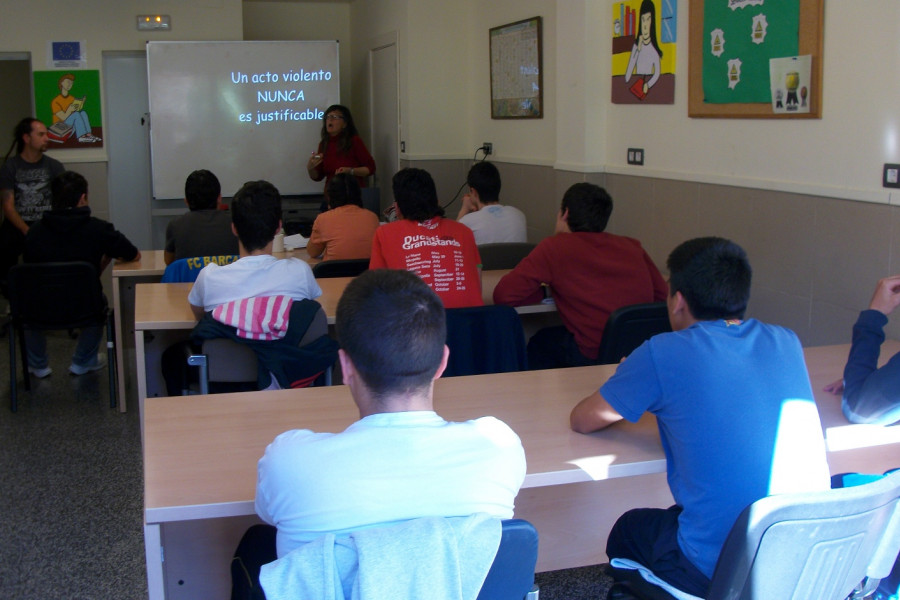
[4,117,40,161]
[336,269,446,400]
[636,0,663,59]
[466,161,501,204]
[560,183,613,233]
[326,172,363,209]
[319,104,359,155]
[392,168,444,222]
[51,171,88,211]
[230,180,282,252]
[184,169,221,211]
[666,237,752,320]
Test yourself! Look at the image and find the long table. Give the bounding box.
[143,342,900,599]
[132,269,558,424]
[112,249,320,411]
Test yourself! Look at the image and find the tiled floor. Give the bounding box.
[1,328,147,599]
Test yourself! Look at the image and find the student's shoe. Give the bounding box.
[28,365,53,379]
[69,354,106,376]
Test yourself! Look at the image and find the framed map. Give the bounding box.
[490,17,543,119]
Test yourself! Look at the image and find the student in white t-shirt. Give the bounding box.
[457,161,527,244]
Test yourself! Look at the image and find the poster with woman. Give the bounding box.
[611,0,677,104]
[33,69,103,147]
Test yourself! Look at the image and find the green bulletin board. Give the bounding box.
[702,1,798,103]
[688,0,823,118]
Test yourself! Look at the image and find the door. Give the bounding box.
[103,52,153,249]
[369,40,399,213]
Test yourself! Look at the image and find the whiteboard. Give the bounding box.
[147,41,339,199]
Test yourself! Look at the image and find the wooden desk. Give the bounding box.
[143,342,900,599]
[144,365,670,599]
[112,250,320,411]
[132,270,557,424]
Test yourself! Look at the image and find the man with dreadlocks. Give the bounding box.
[0,118,65,295]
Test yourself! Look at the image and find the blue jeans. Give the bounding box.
[527,325,599,370]
[25,325,103,370]
[65,111,92,138]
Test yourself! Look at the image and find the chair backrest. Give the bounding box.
[360,186,380,216]
[444,305,528,377]
[8,261,106,330]
[477,519,539,600]
[707,470,900,600]
[478,243,536,270]
[161,255,239,283]
[312,258,370,279]
[596,302,671,365]
[195,303,333,391]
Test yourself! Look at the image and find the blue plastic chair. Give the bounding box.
[161,255,239,283]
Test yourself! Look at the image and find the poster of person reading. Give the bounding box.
[33,69,103,148]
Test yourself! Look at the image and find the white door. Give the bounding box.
[103,52,153,249]
[369,41,399,212]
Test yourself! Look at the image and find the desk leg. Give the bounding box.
[145,522,165,600]
[136,330,147,444]
[113,278,128,412]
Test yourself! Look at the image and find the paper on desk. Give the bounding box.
[284,234,308,249]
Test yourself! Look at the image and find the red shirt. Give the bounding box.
[370,217,484,308]
[311,134,376,190]
[493,232,667,359]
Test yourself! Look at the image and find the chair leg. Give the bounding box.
[9,323,16,412]
[106,312,117,409]
[18,326,30,392]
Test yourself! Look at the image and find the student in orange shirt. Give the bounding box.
[307,173,379,261]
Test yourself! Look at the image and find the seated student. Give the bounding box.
[306,173,379,261]
[570,237,831,598]
[188,180,320,319]
[824,274,900,425]
[233,269,526,594]
[493,183,666,369]
[164,169,238,265]
[370,168,483,308]
[456,161,527,244]
[23,171,140,377]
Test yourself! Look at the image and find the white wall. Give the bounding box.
[242,1,353,105]
[0,0,244,163]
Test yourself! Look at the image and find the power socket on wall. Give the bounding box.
[627,148,644,165]
[482,142,493,155]
[884,163,900,188]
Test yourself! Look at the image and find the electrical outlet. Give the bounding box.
[400,141,406,153]
[483,142,493,155]
[884,163,900,188]
[627,148,644,165]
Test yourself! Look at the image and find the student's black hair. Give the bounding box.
[51,171,88,211]
[666,237,752,320]
[3,117,40,162]
[326,172,363,209]
[318,104,359,155]
[466,161,501,204]
[635,0,663,59]
[230,180,282,252]
[184,169,221,211]
[392,167,444,222]
[336,269,446,401]
[560,182,613,233]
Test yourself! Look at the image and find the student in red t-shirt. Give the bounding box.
[369,168,482,308]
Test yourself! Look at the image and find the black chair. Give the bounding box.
[478,243,536,270]
[360,186,381,216]
[312,258,370,279]
[8,261,116,412]
[444,305,528,377]
[596,302,671,365]
[609,470,900,600]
